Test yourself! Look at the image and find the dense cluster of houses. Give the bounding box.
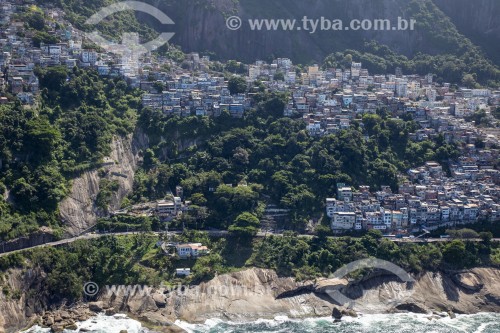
[141,72,250,118]
[2,1,499,236]
[0,1,168,104]
[326,161,500,234]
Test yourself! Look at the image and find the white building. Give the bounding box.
[176,268,191,276]
[331,212,356,230]
[175,243,209,259]
[81,50,98,64]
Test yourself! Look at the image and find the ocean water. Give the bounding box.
[22,313,151,333]
[23,312,500,333]
[176,313,500,333]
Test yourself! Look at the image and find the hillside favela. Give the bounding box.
[0,0,499,333]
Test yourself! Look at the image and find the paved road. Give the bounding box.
[0,230,226,257]
[0,231,498,257]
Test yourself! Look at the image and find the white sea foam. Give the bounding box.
[22,313,148,333]
[24,312,500,333]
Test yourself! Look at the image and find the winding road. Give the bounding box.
[0,230,498,257]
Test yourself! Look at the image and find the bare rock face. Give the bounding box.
[59,170,100,236]
[452,272,484,292]
[314,278,349,293]
[0,314,5,333]
[2,267,500,332]
[89,267,500,325]
[60,131,148,236]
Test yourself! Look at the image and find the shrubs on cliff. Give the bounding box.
[131,107,458,232]
[248,233,499,279]
[323,40,500,86]
[1,232,498,302]
[0,68,143,241]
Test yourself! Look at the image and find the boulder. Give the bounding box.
[395,302,428,314]
[105,308,117,316]
[50,324,65,333]
[45,316,55,326]
[53,314,62,323]
[65,324,78,330]
[342,308,358,317]
[152,292,167,308]
[60,311,71,320]
[88,302,105,312]
[78,315,90,322]
[332,307,343,320]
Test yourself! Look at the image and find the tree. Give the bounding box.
[152,81,165,92]
[37,66,68,92]
[190,193,207,206]
[26,11,46,30]
[214,185,259,218]
[225,60,246,74]
[342,54,353,68]
[446,228,479,239]
[462,74,478,88]
[493,107,500,120]
[273,72,285,81]
[262,95,286,118]
[315,224,332,241]
[228,76,247,95]
[143,148,158,170]
[479,231,493,244]
[25,118,61,160]
[229,212,260,237]
[442,240,467,267]
[32,31,59,47]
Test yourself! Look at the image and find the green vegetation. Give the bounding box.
[13,5,61,46]
[465,109,492,127]
[445,228,483,240]
[0,232,236,301]
[248,231,500,279]
[95,179,120,211]
[493,107,500,120]
[37,0,158,43]
[96,215,161,233]
[323,40,500,86]
[0,67,143,241]
[133,99,458,231]
[1,232,498,303]
[228,76,247,95]
[429,221,500,238]
[229,212,261,238]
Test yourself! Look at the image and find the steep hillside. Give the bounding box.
[433,0,500,66]
[1,266,500,332]
[147,0,499,65]
[42,0,500,84]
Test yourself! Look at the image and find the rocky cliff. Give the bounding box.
[59,130,149,236]
[1,267,500,332]
[94,267,500,323]
[145,0,500,65]
[433,0,500,65]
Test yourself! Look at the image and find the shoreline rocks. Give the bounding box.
[2,267,500,333]
[39,306,94,333]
